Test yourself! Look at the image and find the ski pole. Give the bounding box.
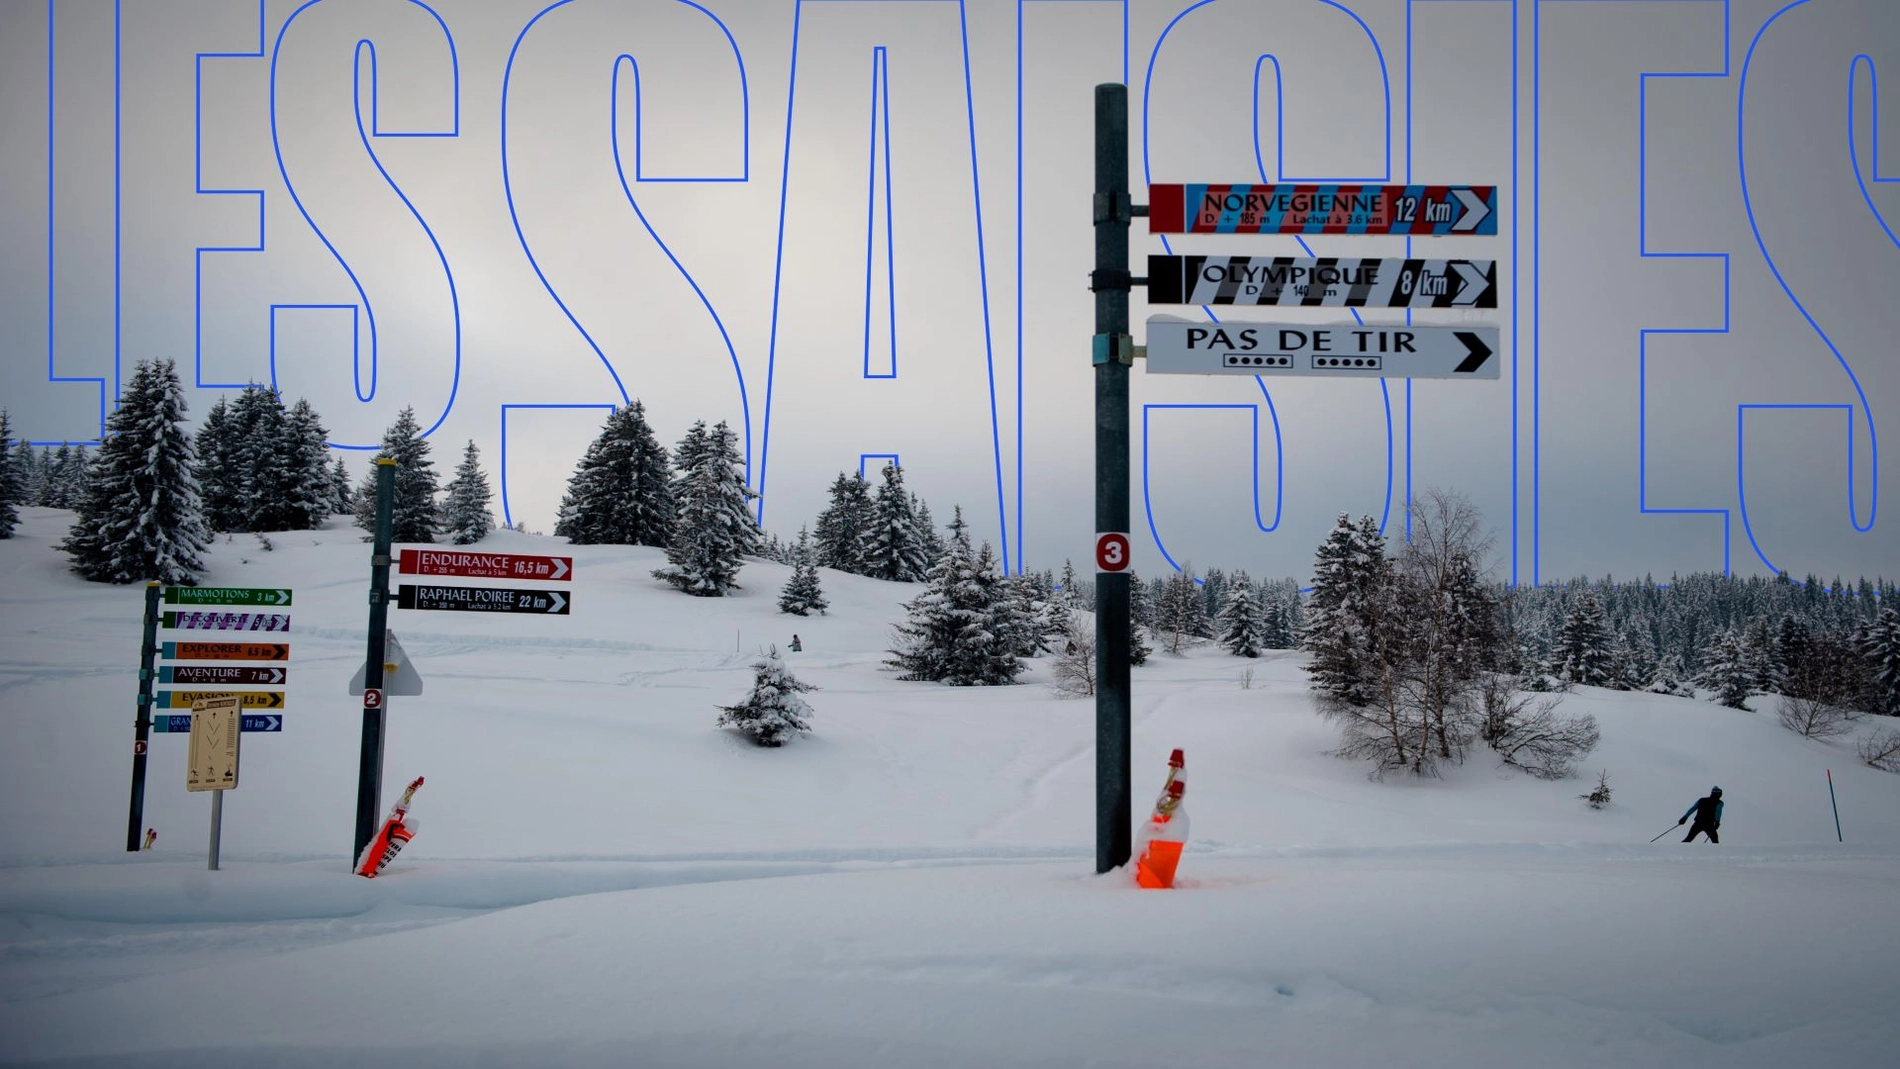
[1649,824,1678,843]
[1827,769,1843,842]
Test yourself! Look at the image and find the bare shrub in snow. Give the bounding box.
[1579,770,1613,809]
[1479,673,1599,780]
[1776,694,1854,740]
[1859,728,1900,773]
[1048,621,1095,698]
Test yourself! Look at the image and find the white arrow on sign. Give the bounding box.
[265,667,285,684]
[271,589,290,605]
[257,715,281,731]
[1451,261,1491,306]
[1451,188,1492,233]
[550,558,569,580]
[547,591,568,614]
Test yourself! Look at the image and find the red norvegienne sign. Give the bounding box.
[398,549,573,581]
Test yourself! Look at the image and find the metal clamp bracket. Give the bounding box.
[1092,333,1135,366]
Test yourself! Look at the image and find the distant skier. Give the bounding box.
[790,634,802,653]
[1679,786,1723,843]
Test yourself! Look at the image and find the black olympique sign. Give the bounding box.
[396,584,571,615]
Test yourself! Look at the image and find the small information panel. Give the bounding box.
[186,695,242,792]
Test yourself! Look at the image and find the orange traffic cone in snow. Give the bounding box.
[1135,749,1188,889]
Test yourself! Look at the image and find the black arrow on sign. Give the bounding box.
[1453,331,1493,374]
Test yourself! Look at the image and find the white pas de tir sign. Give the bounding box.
[1144,317,1500,380]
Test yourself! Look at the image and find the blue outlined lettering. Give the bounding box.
[759,0,1006,565]
[1141,0,1395,574]
[500,0,751,518]
[1733,0,1886,574]
[1014,0,1126,574]
[268,0,462,448]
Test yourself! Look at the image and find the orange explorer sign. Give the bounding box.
[162,641,290,662]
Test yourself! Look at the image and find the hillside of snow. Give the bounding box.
[2,506,1897,1068]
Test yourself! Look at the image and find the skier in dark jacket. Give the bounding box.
[1679,786,1723,843]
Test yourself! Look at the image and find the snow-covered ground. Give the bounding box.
[2,506,1896,1068]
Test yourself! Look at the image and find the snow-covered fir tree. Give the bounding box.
[1217,571,1266,657]
[1860,608,1900,716]
[9,438,41,513]
[1123,570,1153,666]
[914,497,944,565]
[329,456,354,515]
[863,461,930,582]
[553,401,674,547]
[778,526,828,616]
[886,507,1024,685]
[193,397,243,532]
[42,444,89,510]
[0,411,21,538]
[653,420,758,597]
[1155,568,1208,653]
[1774,613,1812,696]
[229,383,300,531]
[1647,652,1691,697]
[717,647,816,747]
[1554,593,1613,686]
[1699,629,1754,709]
[353,406,440,543]
[59,358,208,584]
[813,471,875,575]
[440,440,495,545]
[280,399,334,532]
[1303,514,1391,708]
[995,570,1049,658]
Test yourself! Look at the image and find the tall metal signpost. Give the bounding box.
[354,459,396,868]
[1090,84,1498,874]
[1091,84,1137,874]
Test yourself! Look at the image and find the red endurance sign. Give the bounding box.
[399,549,573,581]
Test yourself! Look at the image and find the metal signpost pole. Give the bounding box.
[126,581,160,851]
[1092,83,1135,874]
[354,459,396,867]
[208,789,223,871]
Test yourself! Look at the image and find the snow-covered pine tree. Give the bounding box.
[441,440,495,545]
[1217,571,1266,657]
[1155,568,1207,653]
[1303,513,1390,707]
[59,358,208,584]
[1648,651,1690,697]
[229,383,299,531]
[717,647,817,746]
[45,444,87,509]
[353,406,440,543]
[864,461,930,582]
[914,496,944,566]
[1774,613,1812,697]
[1124,569,1153,666]
[330,456,354,514]
[193,396,243,532]
[813,471,875,575]
[1860,608,1900,716]
[778,526,828,616]
[280,399,333,532]
[653,420,758,596]
[994,569,1047,659]
[0,410,21,538]
[1699,628,1753,709]
[9,439,40,514]
[554,401,675,547]
[887,507,1025,685]
[1554,592,1613,686]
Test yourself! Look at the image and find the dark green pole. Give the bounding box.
[354,458,396,867]
[126,581,160,850]
[1093,83,1135,874]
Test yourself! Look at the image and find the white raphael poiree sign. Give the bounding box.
[1144,317,1500,380]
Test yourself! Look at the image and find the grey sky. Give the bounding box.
[1,0,1894,584]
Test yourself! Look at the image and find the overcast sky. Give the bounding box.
[1,0,1894,585]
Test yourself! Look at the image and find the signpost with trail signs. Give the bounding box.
[1145,318,1499,380]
